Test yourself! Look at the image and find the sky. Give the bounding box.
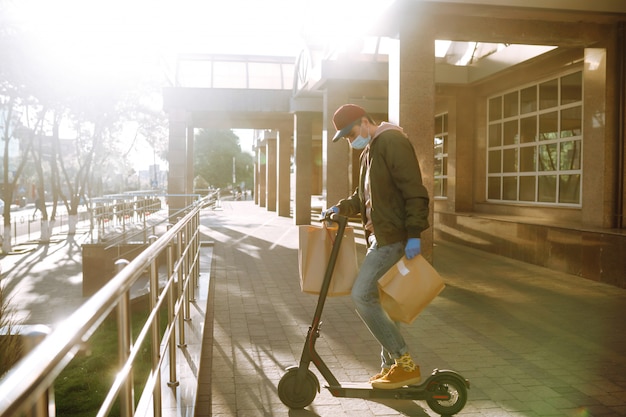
[9,0,394,71]
[6,0,394,170]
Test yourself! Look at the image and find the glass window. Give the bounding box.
[520,116,537,143]
[489,123,502,147]
[489,96,502,121]
[561,72,582,105]
[488,177,501,199]
[559,174,580,204]
[539,78,558,110]
[539,112,558,141]
[248,63,285,89]
[434,113,449,198]
[503,148,518,173]
[539,143,558,171]
[176,57,294,89]
[520,86,537,114]
[435,137,444,156]
[560,140,581,170]
[538,175,557,202]
[434,178,442,197]
[503,177,518,200]
[520,146,536,172]
[503,120,519,145]
[486,71,582,206]
[213,61,247,88]
[519,176,536,201]
[560,106,582,138]
[434,178,448,198]
[434,156,442,177]
[504,91,519,118]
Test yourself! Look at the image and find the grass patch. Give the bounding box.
[55,303,168,417]
[0,287,24,378]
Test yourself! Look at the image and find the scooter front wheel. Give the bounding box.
[278,368,319,409]
[426,374,467,416]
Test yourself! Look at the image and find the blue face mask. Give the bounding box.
[350,135,370,149]
[350,125,371,150]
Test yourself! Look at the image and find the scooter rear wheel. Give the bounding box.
[426,374,467,416]
[278,368,319,409]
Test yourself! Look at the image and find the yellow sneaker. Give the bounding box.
[371,364,421,389]
[369,367,390,383]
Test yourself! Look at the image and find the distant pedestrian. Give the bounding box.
[33,198,44,216]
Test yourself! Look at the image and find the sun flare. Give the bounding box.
[7,0,394,85]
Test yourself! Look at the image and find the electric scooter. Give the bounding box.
[278,213,470,416]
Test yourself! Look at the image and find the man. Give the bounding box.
[325,104,430,389]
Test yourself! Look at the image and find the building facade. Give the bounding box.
[163,0,626,287]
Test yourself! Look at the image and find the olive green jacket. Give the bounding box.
[335,125,430,247]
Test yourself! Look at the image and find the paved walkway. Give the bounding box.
[2,200,626,416]
[201,201,626,417]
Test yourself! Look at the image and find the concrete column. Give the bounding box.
[294,112,314,225]
[265,132,277,212]
[324,91,352,208]
[257,144,267,208]
[277,128,292,217]
[453,88,475,212]
[167,110,188,216]
[390,7,436,262]
[582,48,608,227]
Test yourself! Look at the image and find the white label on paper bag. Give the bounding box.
[396,260,410,276]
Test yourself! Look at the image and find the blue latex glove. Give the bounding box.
[405,238,421,259]
[321,206,339,220]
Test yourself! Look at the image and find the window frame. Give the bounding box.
[485,70,583,207]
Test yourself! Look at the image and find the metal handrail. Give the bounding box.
[0,196,207,417]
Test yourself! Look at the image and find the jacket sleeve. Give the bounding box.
[336,188,361,217]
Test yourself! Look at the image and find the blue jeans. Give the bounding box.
[351,236,408,369]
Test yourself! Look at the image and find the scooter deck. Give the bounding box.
[325,382,430,401]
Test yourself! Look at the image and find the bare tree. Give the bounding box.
[0,91,40,252]
[1,0,167,242]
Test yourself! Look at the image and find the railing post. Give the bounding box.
[182,230,192,322]
[98,205,104,242]
[19,325,52,417]
[176,229,187,347]
[166,226,179,387]
[115,259,134,417]
[89,207,94,244]
[148,235,162,417]
[122,201,127,235]
[142,206,148,244]
[186,221,195,302]
[194,211,200,286]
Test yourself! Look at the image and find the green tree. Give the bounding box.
[194,129,253,189]
[235,151,254,190]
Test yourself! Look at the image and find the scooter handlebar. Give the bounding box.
[319,211,348,226]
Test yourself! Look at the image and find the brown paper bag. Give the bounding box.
[298,223,359,296]
[377,255,445,324]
